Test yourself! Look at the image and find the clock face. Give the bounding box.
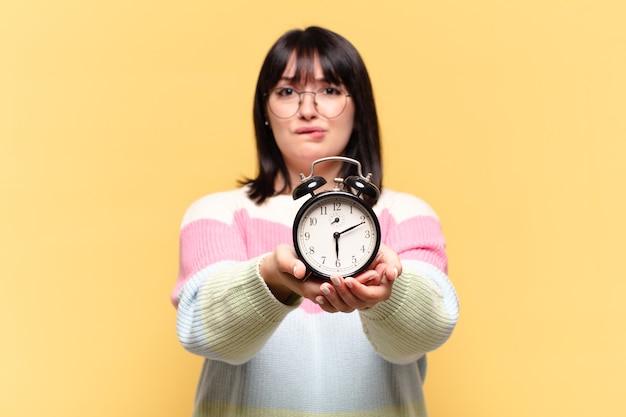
[293,191,381,279]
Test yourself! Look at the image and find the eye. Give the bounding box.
[274,87,296,97]
[320,86,343,96]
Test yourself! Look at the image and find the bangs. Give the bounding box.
[288,46,344,86]
[261,28,350,91]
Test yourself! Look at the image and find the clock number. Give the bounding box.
[351,256,357,265]
[364,230,371,239]
[360,245,366,253]
[335,259,341,267]
[303,232,310,240]
[320,206,327,215]
[321,256,326,265]
[333,202,341,211]
[309,217,318,226]
[308,246,315,255]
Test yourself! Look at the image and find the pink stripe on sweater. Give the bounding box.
[378,209,448,273]
[172,208,446,306]
[171,212,292,305]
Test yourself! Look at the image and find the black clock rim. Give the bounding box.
[292,190,381,280]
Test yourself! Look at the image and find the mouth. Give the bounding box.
[296,126,324,133]
[295,126,326,138]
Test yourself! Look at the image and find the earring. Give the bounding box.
[264,120,269,126]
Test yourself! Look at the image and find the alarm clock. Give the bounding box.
[292,156,381,280]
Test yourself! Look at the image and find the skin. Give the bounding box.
[259,54,403,313]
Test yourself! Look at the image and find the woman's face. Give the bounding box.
[267,54,355,178]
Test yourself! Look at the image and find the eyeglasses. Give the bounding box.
[267,86,351,119]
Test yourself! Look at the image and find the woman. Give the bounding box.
[172,26,459,417]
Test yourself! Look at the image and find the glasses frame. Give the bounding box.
[266,87,352,119]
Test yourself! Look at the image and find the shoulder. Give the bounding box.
[181,188,252,227]
[375,188,439,223]
[180,187,297,228]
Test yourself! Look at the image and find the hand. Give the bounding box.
[333,221,364,259]
[337,220,365,236]
[259,244,339,304]
[315,243,402,313]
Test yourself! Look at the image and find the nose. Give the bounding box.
[298,91,318,119]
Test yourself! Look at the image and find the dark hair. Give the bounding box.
[241,26,382,204]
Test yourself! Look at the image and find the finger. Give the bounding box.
[385,266,399,281]
[329,275,378,310]
[330,274,364,303]
[274,244,301,276]
[350,267,383,287]
[344,276,394,304]
[291,261,309,280]
[343,278,379,309]
[375,246,402,280]
[320,280,355,313]
[373,251,385,268]
[374,261,398,282]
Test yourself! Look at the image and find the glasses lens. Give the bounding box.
[267,87,299,118]
[315,87,348,118]
[267,87,348,119]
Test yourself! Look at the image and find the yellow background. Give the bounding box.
[2,1,625,416]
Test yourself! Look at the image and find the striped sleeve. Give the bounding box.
[176,257,298,365]
[171,192,299,364]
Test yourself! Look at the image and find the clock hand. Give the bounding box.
[333,221,365,260]
[337,221,365,236]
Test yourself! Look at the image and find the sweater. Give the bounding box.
[171,187,459,417]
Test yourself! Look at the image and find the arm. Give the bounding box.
[358,193,459,364]
[359,260,459,364]
[176,256,299,365]
[171,193,300,365]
